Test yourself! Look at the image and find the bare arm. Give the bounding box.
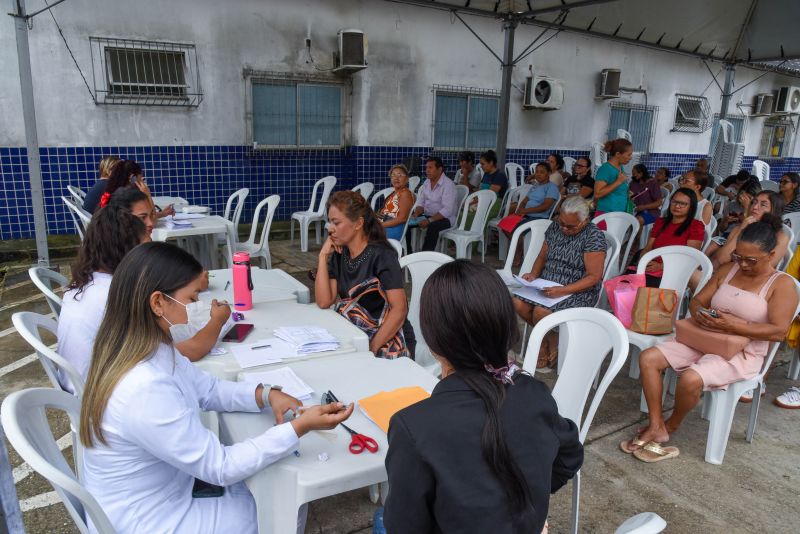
[315,238,340,309]
[518,197,554,215]
[383,192,414,228]
[594,172,627,199]
[368,288,408,354]
[175,300,231,361]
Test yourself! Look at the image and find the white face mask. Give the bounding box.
[162,294,208,343]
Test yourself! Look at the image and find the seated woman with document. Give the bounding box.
[513,196,607,371]
[79,242,354,534]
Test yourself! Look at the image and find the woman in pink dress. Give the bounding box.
[621,216,798,462]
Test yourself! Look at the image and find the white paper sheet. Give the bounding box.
[241,367,314,400]
[512,277,569,307]
[230,338,294,368]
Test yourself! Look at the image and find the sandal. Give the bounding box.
[619,436,647,454]
[632,441,680,463]
[536,351,558,373]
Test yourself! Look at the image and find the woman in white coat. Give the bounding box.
[79,242,354,534]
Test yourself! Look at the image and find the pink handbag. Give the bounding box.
[604,274,646,328]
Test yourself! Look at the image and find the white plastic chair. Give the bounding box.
[63,196,91,240]
[28,266,68,317]
[760,180,779,192]
[351,182,375,203]
[615,512,667,534]
[562,157,576,175]
[789,350,800,380]
[627,246,713,379]
[701,187,716,201]
[590,142,607,174]
[778,224,795,271]
[1,388,115,533]
[408,175,421,194]
[592,212,640,277]
[752,160,770,181]
[67,185,86,204]
[783,212,800,245]
[237,195,280,269]
[496,219,550,285]
[700,279,800,464]
[438,190,496,260]
[387,239,403,258]
[522,308,629,534]
[453,184,470,218]
[12,312,84,398]
[290,175,336,252]
[370,186,395,212]
[488,184,532,261]
[222,188,249,237]
[598,231,622,307]
[504,162,524,189]
[702,217,718,252]
[399,252,453,375]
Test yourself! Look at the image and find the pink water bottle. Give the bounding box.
[232,252,253,311]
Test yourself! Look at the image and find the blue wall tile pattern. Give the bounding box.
[0,145,797,240]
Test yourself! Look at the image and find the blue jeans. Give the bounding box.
[385,224,405,241]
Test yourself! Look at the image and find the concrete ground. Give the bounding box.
[1,235,798,533]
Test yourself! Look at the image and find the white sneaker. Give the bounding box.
[739,388,765,403]
[773,387,800,409]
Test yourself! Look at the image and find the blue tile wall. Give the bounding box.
[0,145,798,240]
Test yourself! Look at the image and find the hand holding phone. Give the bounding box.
[698,307,720,318]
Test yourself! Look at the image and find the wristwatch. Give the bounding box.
[260,383,283,407]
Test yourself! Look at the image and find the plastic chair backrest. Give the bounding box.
[63,196,91,237]
[636,246,713,311]
[758,279,800,376]
[701,187,715,201]
[592,212,640,274]
[522,308,628,441]
[398,197,421,249]
[547,194,562,220]
[387,239,403,258]
[223,188,249,230]
[28,266,68,317]
[454,184,469,218]
[399,252,454,365]
[504,163,523,189]
[1,388,116,533]
[783,211,800,238]
[307,176,337,216]
[408,176,421,194]
[245,195,280,250]
[12,312,84,398]
[456,190,495,231]
[67,185,86,203]
[502,219,551,276]
[351,182,375,202]
[702,218,717,252]
[759,179,779,192]
[752,160,770,181]
[590,143,607,174]
[562,157,576,175]
[370,186,395,212]
[601,231,621,284]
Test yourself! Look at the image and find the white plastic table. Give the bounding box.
[152,195,188,209]
[195,302,370,380]
[219,354,438,534]
[151,215,234,270]
[205,267,310,305]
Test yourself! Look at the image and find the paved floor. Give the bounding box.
[1,237,798,533]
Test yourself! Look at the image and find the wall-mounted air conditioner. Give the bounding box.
[752,93,775,117]
[596,68,621,99]
[523,75,564,110]
[774,86,800,114]
[332,29,367,73]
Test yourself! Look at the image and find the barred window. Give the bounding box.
[607,102,658,153]
[759,118,794,158]
[433,85,500,151]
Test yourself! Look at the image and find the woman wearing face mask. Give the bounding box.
[57,206,149,394]
[316,191,413,359]
[80,241,354,534]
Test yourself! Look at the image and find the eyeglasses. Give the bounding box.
[678,177,695,185]
[558,218,584,231]
[670,200,690,208]
[780,179,792,185]
[573,163,588,169]
[730,252,770,266]
[389,172,407,178]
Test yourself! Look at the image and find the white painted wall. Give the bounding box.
[1,0,798,157]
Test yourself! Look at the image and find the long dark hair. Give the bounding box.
[104,159,142,198]
[68,207,147,297]
[632,163,650,182]
[756,190,785,217]
[656,187,697,238]
[327,190,389,246]
[574,156,592,179]
[419,261,532,516]
[107,187,149,210]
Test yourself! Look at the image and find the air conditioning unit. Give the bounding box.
[332,29,367,73]
[774,85,800,114]
[596,68,621,99]
[523,75,564,110]
[752,93,775,116]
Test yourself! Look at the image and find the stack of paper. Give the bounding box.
[511,276,568,308]
[242,367,314,400]
[173,212,206,220]
[181,205,210,214]
[163,215,193,229]
[273,326,340,355]
[358,386,431,433]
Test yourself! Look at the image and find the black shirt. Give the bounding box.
[82,179,108,213]
[481,170,509,198]
[563,174,595,198]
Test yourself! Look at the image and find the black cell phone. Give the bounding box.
[222,323,254,342]
[698,307,720,318]
[192,478,225,499]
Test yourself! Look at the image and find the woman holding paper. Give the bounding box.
[383,260,583,533]
[513,196,606,370]
[80,241,354,534]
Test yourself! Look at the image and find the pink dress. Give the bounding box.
[657,265,786,390]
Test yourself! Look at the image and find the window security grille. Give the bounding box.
[672,94,712,133]
[432,85,500,151]
[759,118,794,158]
[607,102,658,154]
[89,37,202,107]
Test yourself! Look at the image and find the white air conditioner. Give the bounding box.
[523,75,564,110]
[752,93,774,116]
[332,29,367,73]
[596,68,621,99]
[775,86,800,114]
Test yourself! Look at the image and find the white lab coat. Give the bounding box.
[82,343,298,534]
[56,272,112,394]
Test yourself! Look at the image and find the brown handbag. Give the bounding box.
[674,318,750,359]
[629,287,678,335]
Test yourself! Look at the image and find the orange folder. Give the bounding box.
[358,386,430,433]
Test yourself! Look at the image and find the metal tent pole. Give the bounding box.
[718,63,735,121]
[10,0,50,266]
[0,422,24,534]
[496,18,517,170]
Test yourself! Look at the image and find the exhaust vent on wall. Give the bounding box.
[596,68,621,99]
[752,93,775,117]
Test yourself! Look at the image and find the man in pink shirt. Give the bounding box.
[413,157,458,250]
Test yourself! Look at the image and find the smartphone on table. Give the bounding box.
[222,323,254,342]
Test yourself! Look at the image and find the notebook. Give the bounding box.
[358,386,431,433]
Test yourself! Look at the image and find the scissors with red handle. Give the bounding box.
[340,423,379,454]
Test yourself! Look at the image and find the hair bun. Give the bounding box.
[759,212,783,232]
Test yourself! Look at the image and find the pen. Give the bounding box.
[251,344,271,350]
[224,281,230,291]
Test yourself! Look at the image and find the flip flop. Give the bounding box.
[633,441,680,463]
[619,437,648,454]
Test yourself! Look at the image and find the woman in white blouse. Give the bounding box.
[79,242,354,534]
